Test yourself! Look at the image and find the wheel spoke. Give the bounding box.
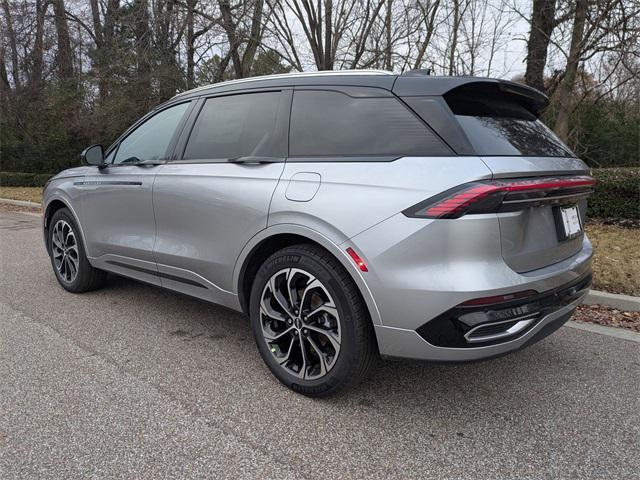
[269,272,292,315]
[306,303,338,320]
[277,337,296,365]
[66,258,74,280]
[304,324,341,351]
[305,335,328,375]
[299,278,322,311]
[262,326,295,341]
[285,268,298,310]
[62,257,70,280]
[298,336,308,379]
[52,235,64,250]
[260,301,288,323]
[68,256,78,276]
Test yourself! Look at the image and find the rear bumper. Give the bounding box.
[347,212,593,362]
[374,276,588,362]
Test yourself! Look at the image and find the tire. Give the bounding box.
[249,243,377,396]
[48,208,107,293]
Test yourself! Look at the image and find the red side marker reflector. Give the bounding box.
[460,289,537,307]
[346,247,368,272]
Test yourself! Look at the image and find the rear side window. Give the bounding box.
[184,92,283,160]
[289,90,451,157]
[445,87,574,157]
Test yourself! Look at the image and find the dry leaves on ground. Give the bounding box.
[575,304,640,333]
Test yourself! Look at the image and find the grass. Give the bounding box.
[0,186,43,203]
[0,185,637,296]
[586,222,639,297]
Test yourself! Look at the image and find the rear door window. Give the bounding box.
[289,90,451,157]
[445,88,574,157]
[184,91,284,160]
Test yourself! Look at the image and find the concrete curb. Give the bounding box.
[0,198,41,208]
[585,289,640,312]
[566,321,640,343]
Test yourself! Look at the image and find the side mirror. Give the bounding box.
[81,144,105,167]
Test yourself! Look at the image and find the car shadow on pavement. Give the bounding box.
[99,274,596,416]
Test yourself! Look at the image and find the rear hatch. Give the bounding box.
[443,82,591,273]
[396,77,594,274]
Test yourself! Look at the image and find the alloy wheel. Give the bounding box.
[51,219,79,283]
[260,268,341,380]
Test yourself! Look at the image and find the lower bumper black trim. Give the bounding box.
[417,273,591,348]
[106,260,208,289]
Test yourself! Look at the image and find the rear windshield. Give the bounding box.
[445,89,574,157]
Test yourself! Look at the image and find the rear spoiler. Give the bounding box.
[392,77,549,117]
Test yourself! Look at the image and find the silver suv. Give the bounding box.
[43,70,594,396]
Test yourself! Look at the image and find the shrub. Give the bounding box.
[0,172,54,187]
[589,168,640,220]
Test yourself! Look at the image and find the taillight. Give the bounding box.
[403,175,595,219]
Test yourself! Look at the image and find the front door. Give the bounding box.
[79,101,192,285]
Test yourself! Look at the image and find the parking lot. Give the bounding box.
[1,210,638,479]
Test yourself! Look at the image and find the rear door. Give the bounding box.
[442,83,590,272]
[80,101,191,285]
[152,90,290,306]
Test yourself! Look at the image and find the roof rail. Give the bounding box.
[172,69,395,99]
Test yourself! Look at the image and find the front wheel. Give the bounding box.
[48,208,107,293]
[249,244,376,396]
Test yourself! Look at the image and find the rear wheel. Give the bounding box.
[249,244,376,396]
[48,208,107,293]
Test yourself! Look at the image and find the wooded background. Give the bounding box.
[0,0,638,174]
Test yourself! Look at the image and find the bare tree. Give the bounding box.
[413,0,441,69]
[134,0,153,104]
[52,0,74,83]
[1,0,20,89]
[552,0,640,141]
[524,0,557,91]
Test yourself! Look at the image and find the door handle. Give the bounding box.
[228,156,283,164]
[135,160,166,167]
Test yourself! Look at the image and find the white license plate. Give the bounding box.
[560,206,582,239]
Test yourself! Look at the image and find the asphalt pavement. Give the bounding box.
[1,211,638,479]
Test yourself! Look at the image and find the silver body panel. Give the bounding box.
[42,75,593,363]
[152,162,285,308]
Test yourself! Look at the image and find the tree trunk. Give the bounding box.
[219,0,244,78]
[186,0,196,88]
[1,0,20,89]
[323,0,332,70]
[242,0,265,75]
[525,0,557,92]
[134,0,153,105]
[29,0,46,91]
[384,0,392,70]
[0,41,9,91]
[413,0,440,69]
[553,0,587,142]
[52,0,75,82]
[448,0,460,76]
